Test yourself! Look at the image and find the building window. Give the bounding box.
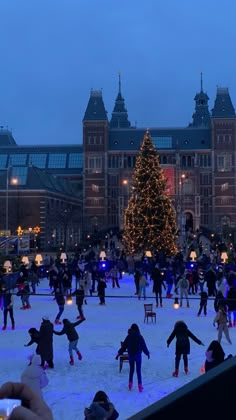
[221,183,229,192]
[0,155,8,168]
[152,136,172,149]
[217,154,232,172]
[199,154,211,167]
[92,184,99,193]
[68,153,83,168]
[10,154,27,165]
[29,154,47,168]
[182,179,193,195]
[48,154,67,168]
[11,166,28,185]
[88,157,102,172]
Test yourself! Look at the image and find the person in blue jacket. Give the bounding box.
[116,323,150,392]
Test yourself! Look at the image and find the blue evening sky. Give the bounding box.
[0,0,235,145]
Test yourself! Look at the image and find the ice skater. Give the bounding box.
[116,323,150,392]
[1,287,15,330]
[53,317,85,365]
[167,320,204,377]
[213,304,232,344]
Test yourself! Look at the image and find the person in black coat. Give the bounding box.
[151,265,166,307]
[72,285,85,319]
[97,275,107,305]
[38,317,54,369]
[197,290,208,316]
[1,288,15,330]
[167,320,204,377]
[24,328,40,355]
[54,318,85,365]
[116,323,150,392]
[205,340,225,372]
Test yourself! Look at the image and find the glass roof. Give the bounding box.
[11,166,28,185]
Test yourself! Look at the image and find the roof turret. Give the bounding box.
[0,126,17,146]
[83,90,108,121]
[211,87,236,118]
[189,72,211,127]
[110,73,131,128]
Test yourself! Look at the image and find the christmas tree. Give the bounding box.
[123,130,178,256]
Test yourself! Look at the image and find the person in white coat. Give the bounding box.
[20,354,49,399]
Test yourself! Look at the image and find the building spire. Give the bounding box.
[110,74,131,128]
[118,71,121,94]
[200,71,203,92]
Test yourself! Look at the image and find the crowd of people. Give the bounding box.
[0,242,236,418]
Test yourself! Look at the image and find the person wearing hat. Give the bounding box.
[38,317,54,369]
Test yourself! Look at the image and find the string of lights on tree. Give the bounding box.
[123,130,178,256]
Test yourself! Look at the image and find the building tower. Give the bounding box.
[82,89,109,235]
[211,87,236,239]
[190,72,211,127]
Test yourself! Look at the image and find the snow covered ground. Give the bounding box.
[1,274,235,419]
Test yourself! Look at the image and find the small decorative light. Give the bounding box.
[35,254,43,266]
[66,295,73,305]
[100,250,106,261]
[190,250,197,261]
[173,297,179,309]
[22,256,29,266]
[221,252,228,264]
[60,252,67,263]
[3,260,12,273]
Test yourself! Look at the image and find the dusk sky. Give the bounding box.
[0,0,236,145]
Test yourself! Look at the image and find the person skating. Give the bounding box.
[175,271,190,307]
[167,320,204,377]
[72,284,85,319]
[109,265,120,288]
[197,289,208,316]
[1,287,15,330]
[53,317,85,365]
[54,287,65,324]
[116,323,150,392]
[38,316,54,369]
[17,281,31,309]
[24,328,40,354]
[151,264,166,307]
[213,304,232,344]
[97,274,107,305]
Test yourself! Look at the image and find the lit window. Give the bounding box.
[221,183,229,192]
[152,136,172,149]
[92,184,99,192]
